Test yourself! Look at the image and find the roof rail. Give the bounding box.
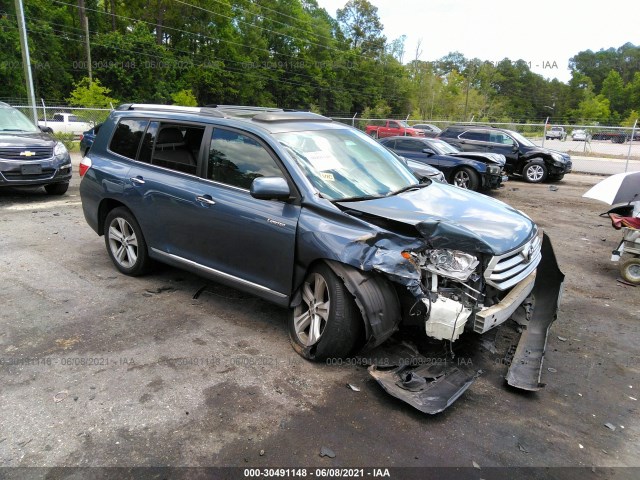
[116,104,225,118]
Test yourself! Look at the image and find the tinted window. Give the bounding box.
[151,123,204,175]
[460,130,490,142]
[208,129,281,189]
[138,121,159,164]
[109,119,149,160]
[489,132,514,145]
[395,139,424,152]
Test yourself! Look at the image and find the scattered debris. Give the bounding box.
[616,278,637,287]
[629,396,637,401]
[259,449,265,456]
[578,393,582,397]
[549,185,559,191]
[604,423,616,431]
[145,286,176,295]
[547,367,557,373]
[472,461,480,469]
[579,444,584,449]
[557,336,568,342]
[518,443,529,453]
[346,383,360,392]
[320,447,336,458]
[53,391,68,403]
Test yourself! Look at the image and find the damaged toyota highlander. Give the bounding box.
[79,105,564,413]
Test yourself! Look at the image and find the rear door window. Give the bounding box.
[395,139,424,152]
[150,123,205,175]
[460,130,491,142]
[109,118,149,160]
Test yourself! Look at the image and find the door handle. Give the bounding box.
[196,195,216,206]
[130,176,145,185]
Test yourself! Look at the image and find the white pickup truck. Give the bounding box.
[38,113,92,136]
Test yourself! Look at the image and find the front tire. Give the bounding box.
[452,167,479,191]
[44,182,69,195]
[289,263,362,361]
[522,160,548,183]
[104,207,151,276]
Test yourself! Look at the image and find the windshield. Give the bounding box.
[428,139,460,155]
[0,107,39,133]
[275,128,419,201]
[508,130,534,146]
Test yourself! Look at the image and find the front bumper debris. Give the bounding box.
[369,363,481,414]
[506,233,564,391]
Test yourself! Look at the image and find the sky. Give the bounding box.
[316,0,638,83]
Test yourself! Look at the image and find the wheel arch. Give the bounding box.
[295,259,402,350]
[97,198,129,236]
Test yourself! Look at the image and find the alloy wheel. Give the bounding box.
[108,217,139,269]
[293,273,330,346]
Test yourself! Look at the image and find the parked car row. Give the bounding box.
[437,124,572,183]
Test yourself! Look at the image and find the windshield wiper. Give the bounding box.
[386,182,428,197]
[0,129,29,132]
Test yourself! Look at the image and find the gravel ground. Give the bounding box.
[0,169,638,475]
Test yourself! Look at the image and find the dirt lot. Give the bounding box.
[0,168,639,476]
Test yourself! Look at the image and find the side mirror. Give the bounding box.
[250,176,291,201]
[39,125,53,134]
[422,148,435,156]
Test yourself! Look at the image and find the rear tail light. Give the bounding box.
[79,156,92,177]
[79,134,84,142]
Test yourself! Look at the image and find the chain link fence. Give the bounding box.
[330,116,640,174]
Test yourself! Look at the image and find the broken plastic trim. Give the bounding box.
[506,233,565,391]
[369,363,482,414]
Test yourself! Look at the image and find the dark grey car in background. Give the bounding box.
[0,102,72,195]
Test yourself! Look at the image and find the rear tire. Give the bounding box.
[451,167,480,191]
[44,182,69,195]
[620,258,640,285]
[104,207,151,276]
[522,159,548,183]
[289,263,362,361]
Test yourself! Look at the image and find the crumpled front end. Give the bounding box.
[337,223,564,399]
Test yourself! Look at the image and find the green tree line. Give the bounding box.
[0,0,638,125]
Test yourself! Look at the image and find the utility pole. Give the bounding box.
[14,0,37,123]
[84,15,92,82]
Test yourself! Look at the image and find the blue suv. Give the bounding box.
[79,104,564,403]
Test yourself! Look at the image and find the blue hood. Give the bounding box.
[337,182,535,255]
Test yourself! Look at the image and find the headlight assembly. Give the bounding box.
[54,141,69,158]
[425,249,479,281]
[551,153,564,163]
[486,165,502,175]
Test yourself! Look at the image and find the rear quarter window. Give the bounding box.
[109,118,149,160]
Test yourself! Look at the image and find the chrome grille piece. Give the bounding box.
[484,233,542,290]
[0,146,53,161]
